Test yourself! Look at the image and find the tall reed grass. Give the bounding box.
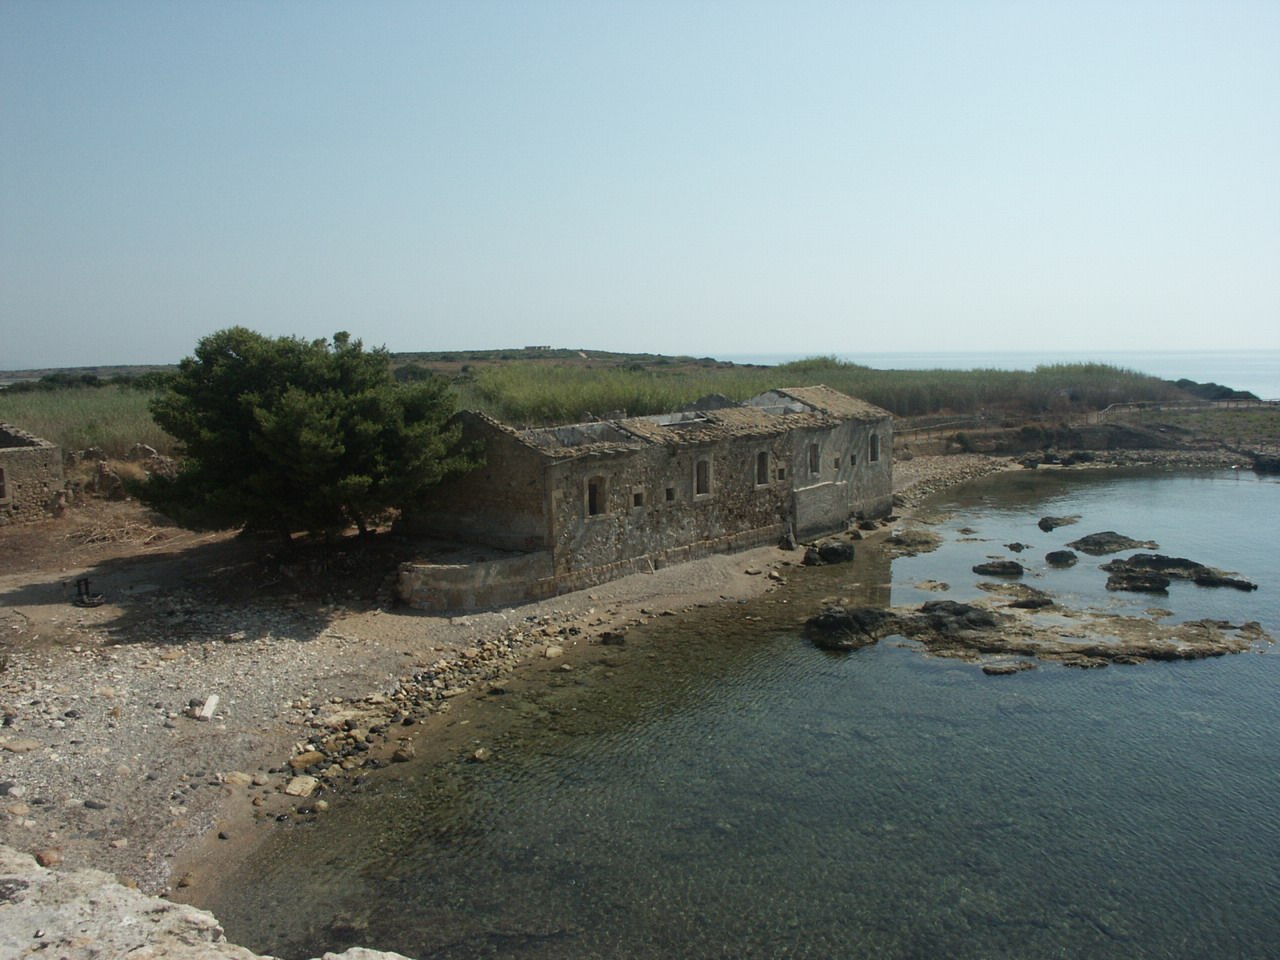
[0,387,176,458]
[458,358,1185,424]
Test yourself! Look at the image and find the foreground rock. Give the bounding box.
[805,600,1272,668]
[1066,531,1160,555]
[0,845,410,960]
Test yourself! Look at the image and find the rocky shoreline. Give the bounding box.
[0,449,1262,959]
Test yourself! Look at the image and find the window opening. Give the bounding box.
[665,486,676,503]
[756,451,769,485]
[587,476,606,516]
[695,459,711,496]
[869,434,880,462]
[633,490,645,508]
[808,443,820,476]
[0,466,7,501]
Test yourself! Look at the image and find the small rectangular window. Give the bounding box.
[869,434,880,462]
[808,443,820,476]
[0,466,7,501]
[587,476,606,516]
[633,490,645,508]
[833,457,841,470]
[776,466,787,481]
[755,451,770,486]
[665,486,676,503]
[695,459,712,496]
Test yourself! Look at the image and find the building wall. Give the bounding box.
[544,433,795,575]
[400,412,549,551]
[789,418,893,539]
[0,424,65,524]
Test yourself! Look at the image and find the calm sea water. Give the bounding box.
[722,349,1280,401]
[207,468,1280,959]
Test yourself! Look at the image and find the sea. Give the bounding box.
[720,349,1280,402]
[205,466,1280,959]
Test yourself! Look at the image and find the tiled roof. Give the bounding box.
[772,385,890,421]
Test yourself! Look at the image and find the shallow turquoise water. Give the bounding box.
[209,468,1280,959]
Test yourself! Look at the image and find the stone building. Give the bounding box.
[399,386,892,611]
[0,423,66,524]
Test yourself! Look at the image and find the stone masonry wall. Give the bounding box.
[0,423,65,525]
[546,433,794,576]
[789,420,893,539]
[402,412,549,551]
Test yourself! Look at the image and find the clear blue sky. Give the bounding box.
[2,0,1277,368]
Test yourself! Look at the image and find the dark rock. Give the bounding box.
[805,606,892,650]
[802,546,823,566]
[1038,515,1080,532]
[1008,596,1054,609]
[1066,531,1159,555]
[817,542,856,564]
[1106,572,1170,593]
[1193,572,1258,591]
[972,560,1024,577]
[1045,550,1078,567]
[1251,452,1280,474]
[1004,542,1031,553]
[599,631,627,645]
[83,799,108,810]
[1102,553,1258,591]
[918,600,999,633]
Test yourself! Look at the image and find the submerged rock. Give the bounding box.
[1066,531,1160,555]
[1038,515,1080,532]
[982,660,1037,676]
[1045,550,1078,567]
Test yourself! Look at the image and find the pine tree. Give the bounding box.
[140,327,477,542]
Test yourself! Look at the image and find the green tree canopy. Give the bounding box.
[140,327,478,541]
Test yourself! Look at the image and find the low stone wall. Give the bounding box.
[399,522,786,612]
[0,423,65,524]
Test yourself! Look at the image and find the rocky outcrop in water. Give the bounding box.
[972,560,1024,577]
[1105,572,1170,593]
[1066,531,1160,555]
[1045,550,1078,567]
[1100,553,1258,591]
[804,599,1271,668]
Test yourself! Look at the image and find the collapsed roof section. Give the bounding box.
[509,385,890,461]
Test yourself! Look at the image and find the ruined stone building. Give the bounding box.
[399,386,892,611]
[0,423,65,524]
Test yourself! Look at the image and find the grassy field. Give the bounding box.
[0,354,1197,457]
[0,387,176,458]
